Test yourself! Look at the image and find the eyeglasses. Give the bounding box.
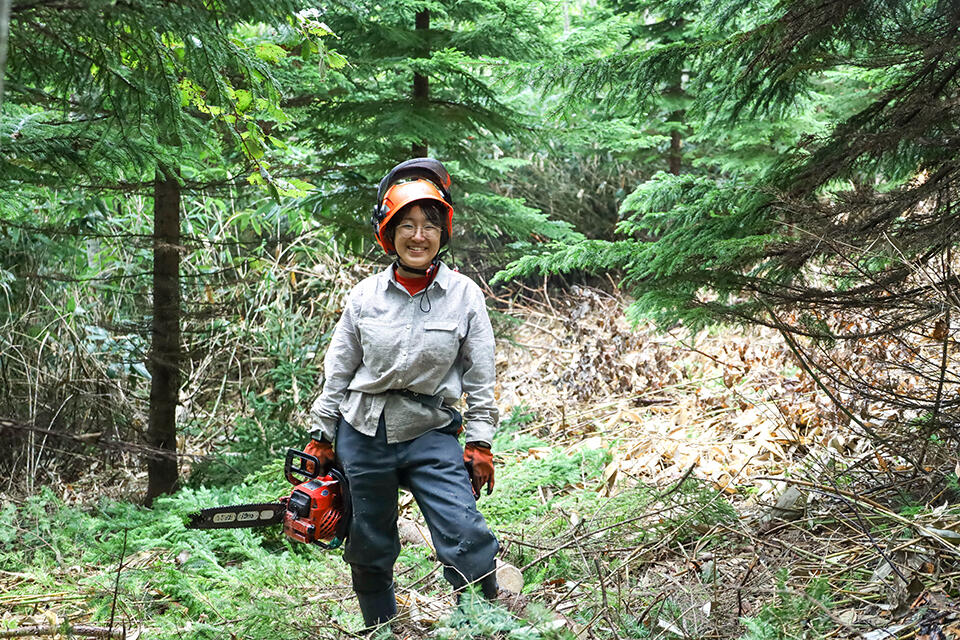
[396,223,442,238]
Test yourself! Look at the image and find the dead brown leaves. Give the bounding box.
[492,284,837,500]
[489,282,960,637]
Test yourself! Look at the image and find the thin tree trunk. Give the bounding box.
[668,126,682,174]
[412,8,429,158]
[145,166,181,505]
[666,19,687,175]
[0,0,11,108]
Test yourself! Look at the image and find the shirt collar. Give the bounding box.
[381,260,451,292]
[431,261,452,290]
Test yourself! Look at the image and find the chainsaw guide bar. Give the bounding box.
[187,502,286,530]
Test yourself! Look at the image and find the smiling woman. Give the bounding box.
[304,158,503,631]
[389,203,443,275]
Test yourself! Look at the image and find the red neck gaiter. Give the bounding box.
[395,271,429,295]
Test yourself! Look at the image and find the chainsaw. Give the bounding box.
[186,449,351,549]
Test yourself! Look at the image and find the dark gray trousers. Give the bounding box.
[337,415,499,599]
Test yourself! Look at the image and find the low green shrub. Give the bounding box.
[740,572,833,640]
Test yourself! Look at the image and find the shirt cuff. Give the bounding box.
[464,421,495,450]
[308,417,338,444]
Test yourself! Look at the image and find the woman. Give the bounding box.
[305,158,500,629]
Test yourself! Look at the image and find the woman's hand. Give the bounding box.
[463,443,494,498]
[304,438,336,475]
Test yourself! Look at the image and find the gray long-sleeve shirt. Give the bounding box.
[308,262,498,446]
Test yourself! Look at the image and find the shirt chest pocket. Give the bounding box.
[420,321,461,369]
[357,320,399,375]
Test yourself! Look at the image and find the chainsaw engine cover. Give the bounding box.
[282,473,347,546]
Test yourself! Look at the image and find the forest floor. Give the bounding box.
[1,285,959,639]
[484,284,960,640]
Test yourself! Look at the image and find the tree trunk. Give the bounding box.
[412,8,429,158]
[0,0,11,107]
[666,19,687,176]
[668,125,682,174]
[145,166,181,505]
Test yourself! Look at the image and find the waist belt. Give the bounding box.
[392,389,462,432]
[395,389,446,409]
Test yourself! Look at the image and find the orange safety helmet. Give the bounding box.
[371,158,454,254]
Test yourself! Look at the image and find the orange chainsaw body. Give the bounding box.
[283,476,344,545]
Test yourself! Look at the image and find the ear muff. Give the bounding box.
[371,203,391,248]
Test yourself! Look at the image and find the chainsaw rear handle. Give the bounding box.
[285,448,320,485]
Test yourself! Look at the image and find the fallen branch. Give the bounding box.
[0,626,124,639]
[755,475,960,556]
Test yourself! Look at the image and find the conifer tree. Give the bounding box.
[606,0,696,175]
[284,0,578,270]
[1,0,314,502]
[504,0,944,329]
[488,0,696,240]
[501,0,960,456]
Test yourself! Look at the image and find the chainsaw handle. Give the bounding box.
[285,448,320,485]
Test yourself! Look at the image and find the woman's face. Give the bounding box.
[394,204,441,273]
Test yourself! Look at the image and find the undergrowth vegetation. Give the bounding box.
[0,403,746,639]
[0,185,362,495]
[739,574,833,640]
[6,297,960,639]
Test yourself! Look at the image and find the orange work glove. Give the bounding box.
[463,443,494,498]
[303,438,336,475]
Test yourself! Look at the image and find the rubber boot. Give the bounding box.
[356,584,397,631]
[480,574,499,600]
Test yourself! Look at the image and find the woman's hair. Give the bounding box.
[384,199,449,246]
